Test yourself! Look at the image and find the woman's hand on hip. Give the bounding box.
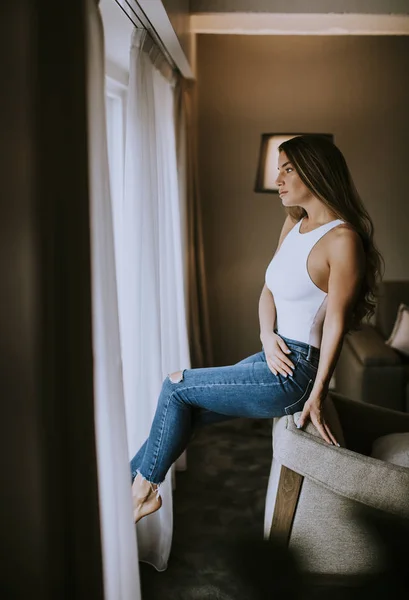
[261,331,295,378]
[297,397,339,446]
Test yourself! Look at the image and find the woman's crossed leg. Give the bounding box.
[130,348,309,522]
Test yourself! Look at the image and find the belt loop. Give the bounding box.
[306,345,312,361]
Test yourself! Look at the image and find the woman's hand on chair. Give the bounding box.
[297,398,339,446]
[261,331,295,377]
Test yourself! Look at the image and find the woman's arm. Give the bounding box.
[260,285,297,376]
[260,214,298,376]
[297,226,366,444]
[259,284,277,343]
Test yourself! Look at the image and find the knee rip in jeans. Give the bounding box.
[168,369,186,383]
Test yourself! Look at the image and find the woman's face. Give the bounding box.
[275,151,313,207]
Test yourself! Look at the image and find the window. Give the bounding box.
[105,76,127,281]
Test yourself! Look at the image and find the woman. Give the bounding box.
[130,134,384,523]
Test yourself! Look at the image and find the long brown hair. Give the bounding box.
[278,135,384,333]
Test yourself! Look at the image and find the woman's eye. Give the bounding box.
[286,167,293,173]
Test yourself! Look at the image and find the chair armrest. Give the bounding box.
[344,324,402,366]
[273,414,409,518]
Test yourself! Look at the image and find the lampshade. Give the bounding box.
[254,133,333,193]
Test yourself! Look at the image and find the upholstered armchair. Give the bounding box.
[264,391,409,576]
[335,280,409,412]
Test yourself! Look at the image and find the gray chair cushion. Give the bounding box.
[371,432,409,468]
[274,412,409,517]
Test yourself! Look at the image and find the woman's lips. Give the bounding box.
[279,191,288,196]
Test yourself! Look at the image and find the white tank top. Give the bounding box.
[265,217,345,348]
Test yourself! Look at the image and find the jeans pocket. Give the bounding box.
[284,378,314,415]
[298,355,319,372]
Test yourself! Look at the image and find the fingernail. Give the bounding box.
[336,443,341,447]
[296,424,301,429]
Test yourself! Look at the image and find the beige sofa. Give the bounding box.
[264,391,409,576]
[335,281,409,412]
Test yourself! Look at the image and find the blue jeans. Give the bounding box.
[130,333,320,489]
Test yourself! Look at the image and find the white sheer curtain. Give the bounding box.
[86,1,141,598]
[116,29,190,571]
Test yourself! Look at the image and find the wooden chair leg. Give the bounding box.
[270,465,304,544]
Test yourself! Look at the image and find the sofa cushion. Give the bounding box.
[375,281,409,339]
[371,432,409,468]
[345,324,401,366]
[385,304,409,358]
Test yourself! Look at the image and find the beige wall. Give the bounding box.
[196,34,409,366]
[191,0,409,13]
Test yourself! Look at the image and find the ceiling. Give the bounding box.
[99,0,409,81]
[190,0,409,35]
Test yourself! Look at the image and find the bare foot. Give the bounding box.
[132,474,162,523]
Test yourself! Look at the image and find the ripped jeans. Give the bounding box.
[130,333,320,494]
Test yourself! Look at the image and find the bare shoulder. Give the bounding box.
[331,223,363,248]
[286,212,299,226]
[275,213,299,255]
[281,213,299,237]
[328,223,365,271]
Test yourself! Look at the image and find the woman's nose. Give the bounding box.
[275,173,283,188]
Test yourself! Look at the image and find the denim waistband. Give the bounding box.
[274,330,320,363]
